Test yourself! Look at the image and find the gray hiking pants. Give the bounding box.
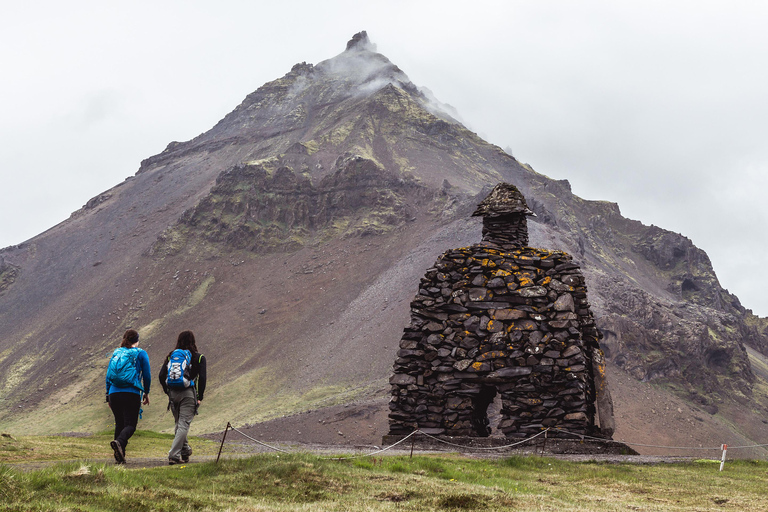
[168,387,197,460]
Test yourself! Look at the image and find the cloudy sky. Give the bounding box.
[2,1,766,316]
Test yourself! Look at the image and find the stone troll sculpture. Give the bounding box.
[387,183,615,440]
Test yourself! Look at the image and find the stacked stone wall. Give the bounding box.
[388,244,602,438]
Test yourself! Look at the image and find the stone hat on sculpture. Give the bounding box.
[471,183,535,217]
[471,183,536,249]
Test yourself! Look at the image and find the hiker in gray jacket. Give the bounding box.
[158,330,207,465]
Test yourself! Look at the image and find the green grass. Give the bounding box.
[0,431,220,464]
[2,442,768,511]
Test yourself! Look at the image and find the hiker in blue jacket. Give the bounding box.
[105,329,151,464]
[159,330,207,465]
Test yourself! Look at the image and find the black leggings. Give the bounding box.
[109,392,141,451]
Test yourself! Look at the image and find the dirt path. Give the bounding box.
[4,440,695,472]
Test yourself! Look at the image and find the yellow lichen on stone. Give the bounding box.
[475,350,505,362]
[493,269,512,278]
[518,276,534,287]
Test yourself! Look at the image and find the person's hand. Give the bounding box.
[143,395,150,405]
[197,400,201,405]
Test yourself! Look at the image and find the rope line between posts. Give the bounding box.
[218,423,768,463]
[416,428,550,450]
[553,427,768,451]
[220,426,554,461]
[715,442,768,449]
[229,426,292,454]
[322,430,422,460]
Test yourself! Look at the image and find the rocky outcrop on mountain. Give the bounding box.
[746,315,768,355]
[632,226,734,308]
[0,256,19,295]
[597,284,754,404]
[151,154,437,256]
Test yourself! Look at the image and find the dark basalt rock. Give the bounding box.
[149,154,432,255]
[387,183,615,439]
[346,31,372,51]
[0,257,20,295]
[472,182,534,217]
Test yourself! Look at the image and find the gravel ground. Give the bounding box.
[5,438,695,472]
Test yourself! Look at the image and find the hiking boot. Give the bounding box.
[110,440,125,464]
[181,447,192,463]
[168,457,182,465]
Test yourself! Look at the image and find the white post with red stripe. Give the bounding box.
[719,444,727,471]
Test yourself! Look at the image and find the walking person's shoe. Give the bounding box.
[168,457,182,465]
[110,440,126,464]
[181,447,192,463]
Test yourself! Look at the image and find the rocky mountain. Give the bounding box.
[1,32,767,452]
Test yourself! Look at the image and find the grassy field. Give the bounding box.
[0,430,221,464]
[1,433,768,511]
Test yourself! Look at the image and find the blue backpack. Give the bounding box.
[107,347,144,390]
[166,349,194,389]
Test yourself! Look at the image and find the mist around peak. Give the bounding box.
[190,31,468,147]
[314,32,465,125]
[316,37,409,92]
[417,85,465,125]
[345,30,376,52]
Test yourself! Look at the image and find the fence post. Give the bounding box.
[216,422,231,464]
[719,444,727,472]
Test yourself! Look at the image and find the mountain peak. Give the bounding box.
[345,31,375,52]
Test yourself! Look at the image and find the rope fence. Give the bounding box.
[322,430,422,461]
[215,424,549,462]
[214,422,768,470]
[416,428,551,450]
[550,427,768,470]
[554,427,768,454]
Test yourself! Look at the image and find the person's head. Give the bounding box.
[121,329,139,348]
[175,330,198,352]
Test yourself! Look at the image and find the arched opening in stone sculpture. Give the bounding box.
[469,385,497,436]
